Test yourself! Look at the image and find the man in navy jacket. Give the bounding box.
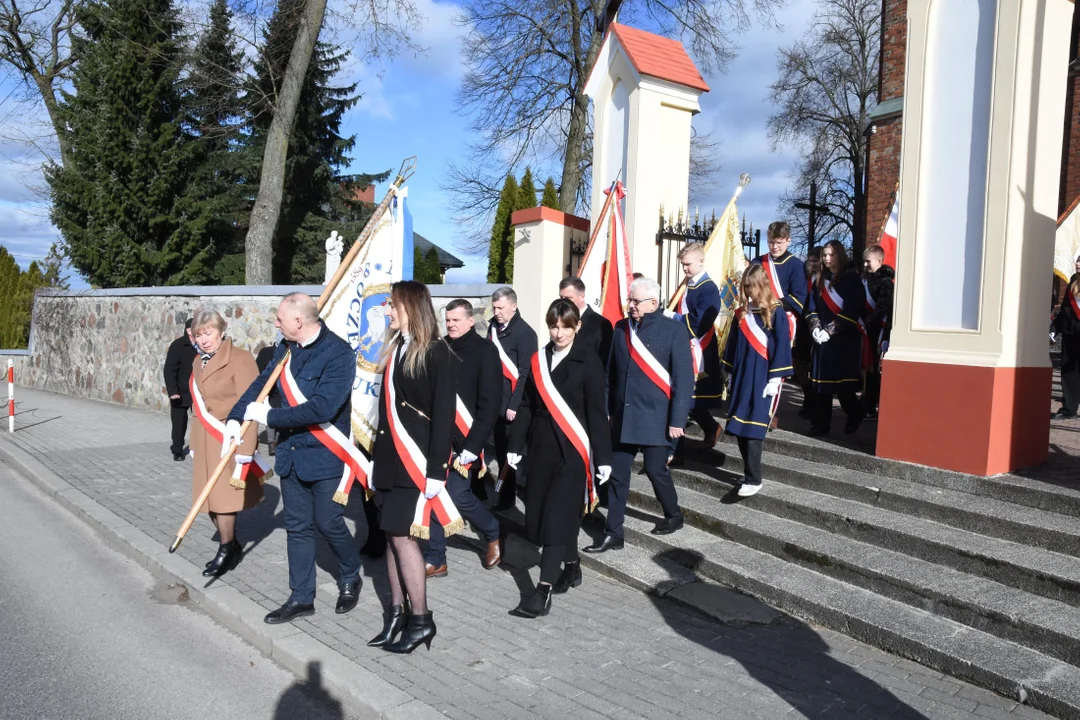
[585,278,693,553]
[228,292,362,625]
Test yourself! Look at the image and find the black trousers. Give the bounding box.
[606,443,681,540]
[814,391,862,430]
[672,408,720,457]
[737,436,763,486]
[539,542,578,584]
[1062,337,1080,414]
[493,416,526,508]
[169,403,189,455]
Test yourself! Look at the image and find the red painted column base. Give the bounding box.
[876,359,1051,475]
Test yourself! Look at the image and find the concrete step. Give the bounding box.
[670,445,1080,557]
[591,504,1080,720]
[651,458,1080,607]
[623,474,1080,667]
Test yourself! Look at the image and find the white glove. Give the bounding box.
[663,309,675,319]
[244,401,270,425]
[596,465,612,485]
[1050,333,1057,343]
[812,328,830,344]
[220,420,242,457]
[458,450,478,466]
[881,340,890,355]
[234,454,253,464]
[424,478,445,499]
[762,378,782,398]
[506,453,522,470]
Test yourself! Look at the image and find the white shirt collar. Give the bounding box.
[691,270,707,285]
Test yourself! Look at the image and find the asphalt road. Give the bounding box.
[0,461,357,720]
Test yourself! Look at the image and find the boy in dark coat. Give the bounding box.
[861,244,895,418]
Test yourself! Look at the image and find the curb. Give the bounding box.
[0,437,446,720]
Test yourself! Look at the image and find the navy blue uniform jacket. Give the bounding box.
[673,273,724,407]
[723,306,794,441]
[229,324,355,481]
[753,251,808,316]
[607,309,694,446]
[807,269,865,393]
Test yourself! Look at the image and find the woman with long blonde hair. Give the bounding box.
[1053,272,1080,419]
[722,265,794,497]
[368,281,457,653]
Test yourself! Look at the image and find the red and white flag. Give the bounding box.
[879,192,899,269]
[579,180,633,326]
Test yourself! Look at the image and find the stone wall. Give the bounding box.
[1,284,499,413]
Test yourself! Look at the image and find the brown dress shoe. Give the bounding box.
[425,563,448,578]
[704,425,723,448]
[769,415,779,431]
[482,539,502,569]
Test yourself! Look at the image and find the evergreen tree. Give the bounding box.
[413,245,442,284]
[46,0,205,287]
[517,167,537,210]
[486,174,518,283]
[41,242,70,290]
[541,178,560,209]
[0,249,51,348]
[500,167,538,282]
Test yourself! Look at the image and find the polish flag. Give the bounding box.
[579,181,632,326]
[879,192,899,269]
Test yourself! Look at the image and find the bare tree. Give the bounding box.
[447,0,777,243]
[767,0,878,257]
[689,127,723,208]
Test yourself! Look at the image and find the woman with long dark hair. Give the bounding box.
[806,240,865,435]
[508,298,612,618]
[367,281,458,653]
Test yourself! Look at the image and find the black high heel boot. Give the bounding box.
[383,612,436,654]
[552,561,582,594]
[510,584,552,618]
[367,604,409,648]
[203,540,241,577]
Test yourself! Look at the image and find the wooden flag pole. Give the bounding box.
[169,156,417,553]
[667,173,751,311]
[577,180,618,271]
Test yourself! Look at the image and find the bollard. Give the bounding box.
[7,359,12,433]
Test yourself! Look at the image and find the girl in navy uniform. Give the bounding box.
[806,240,865,435]
[722,265,793,497]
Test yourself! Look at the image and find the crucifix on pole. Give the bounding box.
[794,181,831,251]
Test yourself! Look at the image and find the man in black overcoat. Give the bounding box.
[558,276,613,365]
[488,286,538,511]
[163,318,197,461]
[585,277,693,553]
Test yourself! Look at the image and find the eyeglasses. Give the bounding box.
[627,297,657,306]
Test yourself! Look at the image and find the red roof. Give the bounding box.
[609,23,710,93]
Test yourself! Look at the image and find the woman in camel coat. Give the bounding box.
[189,309,264,577]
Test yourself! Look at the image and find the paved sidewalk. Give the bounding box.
[0,388,1053,720]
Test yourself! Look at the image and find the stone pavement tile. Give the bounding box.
[0,387,1061,720]
[971,704,1020,720]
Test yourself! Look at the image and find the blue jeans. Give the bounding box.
[424,469,500,566]
[281,471,362,604]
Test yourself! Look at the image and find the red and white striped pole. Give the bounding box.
[7,359,13,433]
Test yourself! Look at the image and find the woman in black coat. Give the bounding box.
[367,281,457,654]
[1053,273,1080,420]
[509,299,612,618]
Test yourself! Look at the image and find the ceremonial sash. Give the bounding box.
[1070,292,1080,319]
[821,279,844,316]
[737,310,770,360]
[678,287,715,376]
[530,352,597,513]
[862,279,877,313]
[382,351,463,539]
[189,376,272,490]
[858,280,876,368]
[762,255,784,299]
[625,323,671,398]
[490,325,519,392]
[280,356,371,505]
[452,395,486,476]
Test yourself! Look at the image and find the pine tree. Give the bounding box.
[41,242,70,290]
[517,167,537,210]
[46,0,203,287]
[0,247,21,347]
[486,175,518,283]
[424,246,442,284]
[541,178,560,209]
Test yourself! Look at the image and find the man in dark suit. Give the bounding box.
[230,292,362,625]
[488,286,538,511]
[586,277,693,553]
[163,318,197,461]
[559,276,613,365]
[423,299,503,578]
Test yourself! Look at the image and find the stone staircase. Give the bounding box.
[558,419,1080,719]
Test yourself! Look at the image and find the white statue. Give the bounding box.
[324,230,345,283]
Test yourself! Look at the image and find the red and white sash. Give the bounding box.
[189,376,272,489]
[453,395,485,473]
[1069,292,1080,319]
[821,279,844,316]
[625,323,671,398]
[382,351,463,538]
[280,356,371,505]
[530,352,597,512]
[678,285,716,375]
[489,325,519,392]
[737,310,770,360]
[762,255,784,299]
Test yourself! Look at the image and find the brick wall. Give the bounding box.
[878,0,906,102]
[1059,11,1080,217]
[865,0,907,246]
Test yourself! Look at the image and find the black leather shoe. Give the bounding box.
[582,535,624,554]
[173,453,185,461]
[510,584,552,618]
[808,424,830,437]
[335,579,361,614]
[384,612,436,653]
[264,599,315,625]
[202,540,242,577]
[552,561,582,594]
[844,417,862,435]
[1052,410,1076,420]
[651,516,684,535]
[367,604,409,647]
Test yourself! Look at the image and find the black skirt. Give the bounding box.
[378,485,422,537]
[525,418,587,547]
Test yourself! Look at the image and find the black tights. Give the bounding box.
[538,543,578,585]
[385,533,428,614]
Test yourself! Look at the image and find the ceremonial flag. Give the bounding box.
[1056,196,1080,283]
[878,190,899,269]
[318,187,412,502]
[579,180,632,325]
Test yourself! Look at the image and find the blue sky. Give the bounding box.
[0,0,819,288]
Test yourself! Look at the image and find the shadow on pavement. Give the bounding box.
[272,661,344,720]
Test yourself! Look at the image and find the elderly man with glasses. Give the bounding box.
[584,277,693,553]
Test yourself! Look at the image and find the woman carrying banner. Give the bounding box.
[722,265,794,497]
[189,310,266,578]
[1052,272,1080,419]
[368,281,458,654]
[508,299,612,618]
[806,240,866,435]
